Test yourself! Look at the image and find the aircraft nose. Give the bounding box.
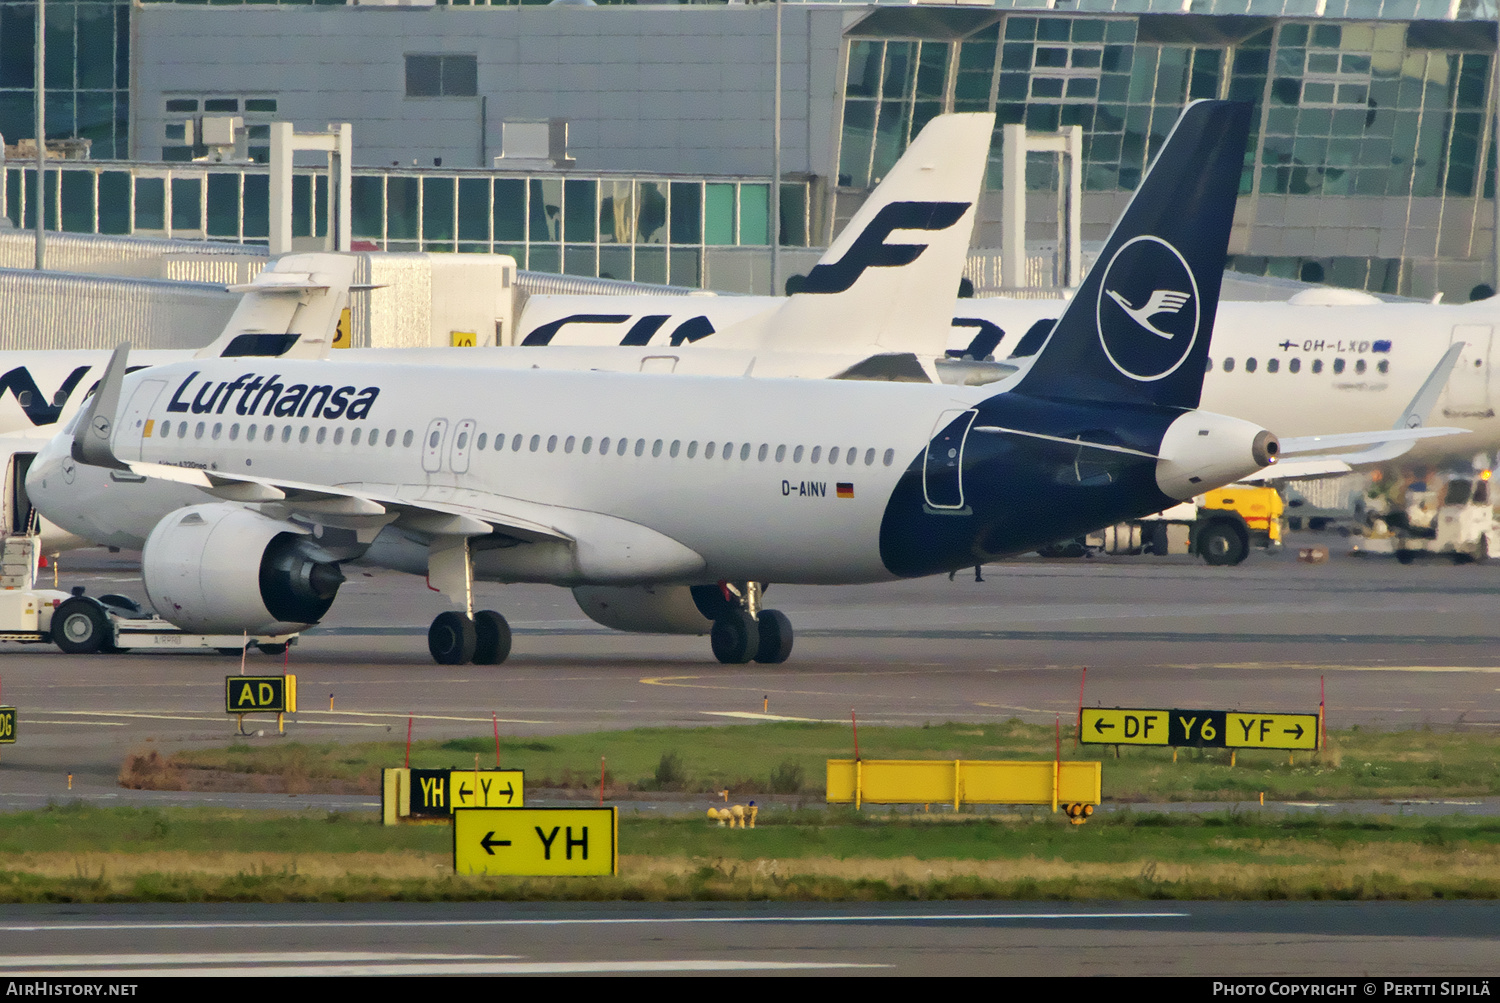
[26,438,74,503]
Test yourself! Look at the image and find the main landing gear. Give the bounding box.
[703,582,793,665]
[428,609,512,665]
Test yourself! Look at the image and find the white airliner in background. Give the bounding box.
[515,289,1499,472]
[0,111,995,453]
[29,101,1312,666]
[0,107,1482,476]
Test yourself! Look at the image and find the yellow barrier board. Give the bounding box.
[453,807,616,876]
[225,675,296,714]
[1081,708,1169,746]
[0,706,14,744]
[1224,712,1318,750]
[825,759,1101,808]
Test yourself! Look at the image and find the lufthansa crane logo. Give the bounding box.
[1095,235,1200,382]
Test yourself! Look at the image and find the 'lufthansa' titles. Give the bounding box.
[165,372,380,420]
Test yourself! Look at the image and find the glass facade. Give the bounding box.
[838,10,1499,298]
[0,161,811,287]
[0,0,129,160]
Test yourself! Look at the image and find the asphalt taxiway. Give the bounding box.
[0,901,1494,976]
[1,541,1497,799]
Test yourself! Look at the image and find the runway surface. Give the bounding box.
[0,901,1494,976]
[2,541,1499,801]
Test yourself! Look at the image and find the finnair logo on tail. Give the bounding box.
[801,201,970,295]
[1096,236,1200,382]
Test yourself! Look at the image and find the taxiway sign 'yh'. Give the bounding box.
[32,101,1274,666]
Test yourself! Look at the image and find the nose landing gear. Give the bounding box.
[706,582,794,665]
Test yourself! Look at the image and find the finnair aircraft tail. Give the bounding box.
[711,112,994,366]
[1012,100,1250,410]
[193,253,359,361]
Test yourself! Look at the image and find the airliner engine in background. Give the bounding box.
[32,101,1291,665]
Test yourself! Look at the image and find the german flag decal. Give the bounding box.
[836,483,854,499]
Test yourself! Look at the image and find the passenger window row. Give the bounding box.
[482,433,897,467]
[155,421,417,448]
[1210,357,1386,376]
[151,420,900,469]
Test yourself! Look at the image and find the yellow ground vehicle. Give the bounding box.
[1086,484,1283,566]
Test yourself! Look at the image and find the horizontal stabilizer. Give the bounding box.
[195,253,360,362]
[1277,425,1469,455]
[973,425,1160,459]
[1239,459,1354,482]
[830,353,933,383]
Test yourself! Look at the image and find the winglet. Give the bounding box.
[71,342,131,471]
[1396,342,1465,431]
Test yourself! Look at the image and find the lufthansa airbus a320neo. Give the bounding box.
[34,101,1282,666]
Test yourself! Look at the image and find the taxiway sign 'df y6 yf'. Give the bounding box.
[32,101,1277,666]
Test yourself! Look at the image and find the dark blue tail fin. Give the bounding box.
[1012,100,1251,410]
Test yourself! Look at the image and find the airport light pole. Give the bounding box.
[33,0,44,270]
[770,0,781,297]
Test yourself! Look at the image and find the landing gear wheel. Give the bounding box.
[1199,523,1248,566]
[1477,536,1490,565]
[216,647,245,656]
[472,610,512,666]
[710,610,760,664]
[754,609,794,664]
[257,642,288,656]
[429,611,477,665]
[52,598,109,655]
[1396,549,1416,565]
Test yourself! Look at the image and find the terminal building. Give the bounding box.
[0,0,1497,300]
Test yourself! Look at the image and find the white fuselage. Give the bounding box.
[31,360,992,584]
[5,296,1496,472]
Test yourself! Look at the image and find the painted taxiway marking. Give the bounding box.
[702,711,828,723]
[1184,663,1500,673]
[296,711,548,725]
[0,952,516,967]
[40,710,227,723]
[24,719,127,726]
[973,702,1060,715]
[33,710,547,727]
[7,959,887,976]
[639,669,964,696]
[0,912,1188,933]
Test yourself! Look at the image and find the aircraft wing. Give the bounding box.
[125,461,569,545]
[1243,343,1471,481]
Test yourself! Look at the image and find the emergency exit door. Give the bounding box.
[923,409,977,511]
[1446,325,1493,415]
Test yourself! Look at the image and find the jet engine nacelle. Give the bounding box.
[1154,411,1278,501]
[572,584,723,635]
[141,503,346,634]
